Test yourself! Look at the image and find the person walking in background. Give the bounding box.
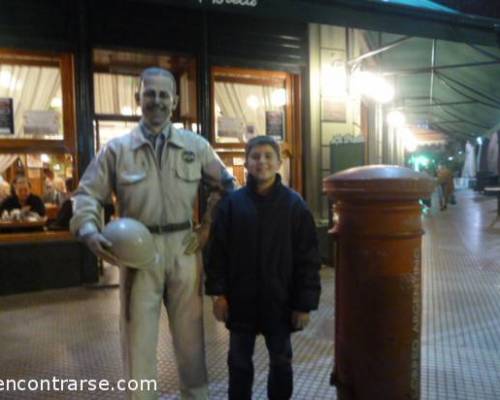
[437,164,455,210]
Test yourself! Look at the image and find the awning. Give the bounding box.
[365,0,457,14]
[360,30,500,141]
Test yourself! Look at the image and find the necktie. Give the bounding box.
[154,133,164,165]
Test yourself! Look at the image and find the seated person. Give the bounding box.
[0,179,11,204]
[0,176,46,217]
[48,178,74,230]
[42,177,66,206]
[48,178,115,230]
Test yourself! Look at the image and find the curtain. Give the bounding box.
[0,64,61,139]
[0,154,18,175]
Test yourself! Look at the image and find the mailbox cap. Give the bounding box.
[323,165,435,201]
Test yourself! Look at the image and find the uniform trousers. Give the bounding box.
[119,230,208,400]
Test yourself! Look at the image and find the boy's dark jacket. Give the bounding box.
[205,174,321,334]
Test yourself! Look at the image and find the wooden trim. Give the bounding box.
[213,66,289,81]
[0,48,62,65]
[291,73,303,194]
[0,231,75,244]
[61,53,77,154]
[94,114,141,122]
[215,76,285,88]
[0,139,70,154]
[0,50,77,157]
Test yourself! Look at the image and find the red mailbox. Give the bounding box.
[323,165,434,400]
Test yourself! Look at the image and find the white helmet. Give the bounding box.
[102,218,158,269]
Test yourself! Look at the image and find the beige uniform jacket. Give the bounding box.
[70,124,232,237]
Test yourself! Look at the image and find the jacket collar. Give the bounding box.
[246,173,283,202]
[130,121,187,150]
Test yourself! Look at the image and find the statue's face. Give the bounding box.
[137,74,178,129]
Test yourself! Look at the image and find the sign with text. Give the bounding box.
[198,0,258,7]
[265,110,284,140]
[0,98,14,135]
[23,110,60,135]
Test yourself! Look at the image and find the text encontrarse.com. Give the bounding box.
[0,378,157,392]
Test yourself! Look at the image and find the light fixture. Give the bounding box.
[448,156,454,161]
[400,127,417,152]
[120,106,133,116]
[50,97,62,108]
[476,137,483,145]
[322,62,347,98]
[271,89,287,107]
[41,154,50,163]
[0,71,12,88]
[246,95,260,110]
[351,71,394,104]
[386,110,406,128]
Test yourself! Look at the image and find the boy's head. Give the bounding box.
[244,136,282,182]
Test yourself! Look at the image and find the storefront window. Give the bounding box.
[0,49,76,235]
[0,52,71,142]
[211,67,300,191]
[213,67,290,144]
[92,49,197,151]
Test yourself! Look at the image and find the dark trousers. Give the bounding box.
[228,330,293,400]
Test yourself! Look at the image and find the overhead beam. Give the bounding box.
[429,39,437,106]
[466,43,500,61]
[382,60,500,76]
[430,119,470,124]
[430,123,474,139]
[436,75,500,110]
[437,107,490,130]
[401,100,479,108]
[348,36,412,66]
[436,72,500,106]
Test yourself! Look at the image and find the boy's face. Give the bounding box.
[245,144,282,183]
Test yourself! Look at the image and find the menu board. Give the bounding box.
[24,110,60,135]
[0,98,14,134]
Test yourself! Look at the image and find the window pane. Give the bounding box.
[214,80,287,143]
[0,64,63,140]
[93,73,141,116]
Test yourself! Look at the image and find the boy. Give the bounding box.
[205,136,321,400]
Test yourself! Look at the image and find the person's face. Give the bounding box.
[136,74,178,129]
[245,144,282,183]
[15,182,31,202]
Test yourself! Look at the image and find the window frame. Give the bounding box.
[210,65,302,193]
[0,49,77,155]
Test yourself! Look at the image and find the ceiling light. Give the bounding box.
[50,97,62,108]
[120,106,133,116]
[322,62,347,98]
[351,71,394,104]
[401,127,417,152]
[271,89,287,107]
[0,71,12,88]
[246,95,260,110]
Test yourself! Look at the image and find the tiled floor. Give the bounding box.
[1,189,500,399]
